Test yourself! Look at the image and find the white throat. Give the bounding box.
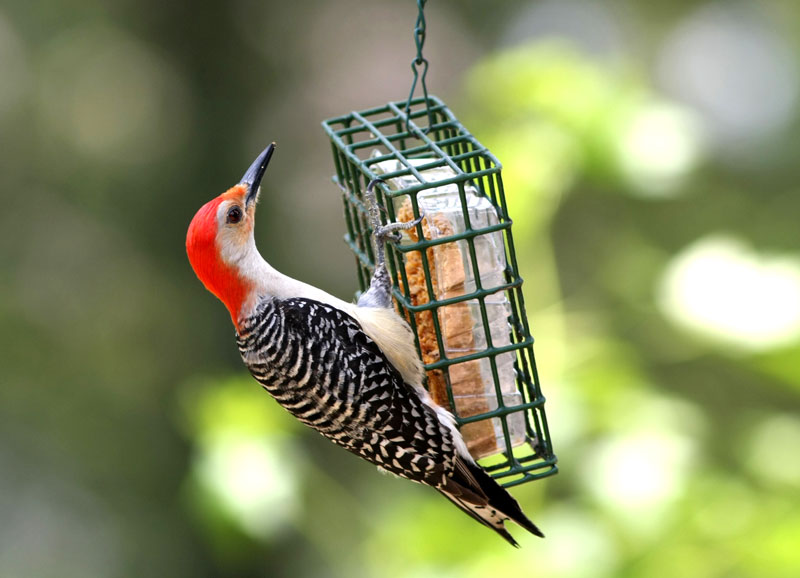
[232,237,356,319]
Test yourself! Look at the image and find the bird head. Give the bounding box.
[186,143,276,327]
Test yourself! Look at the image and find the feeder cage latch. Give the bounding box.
[321,2,556,488]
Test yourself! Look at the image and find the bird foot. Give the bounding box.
[364,178,424,250]
[373,215,424,245]
[358,179,424,309]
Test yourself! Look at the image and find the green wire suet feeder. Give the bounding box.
[322,3,556,488]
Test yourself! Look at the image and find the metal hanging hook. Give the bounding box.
[404,0,435,134]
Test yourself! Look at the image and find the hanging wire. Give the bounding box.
[404,0,435,133]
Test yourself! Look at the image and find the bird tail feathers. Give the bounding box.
[438,457,544,547]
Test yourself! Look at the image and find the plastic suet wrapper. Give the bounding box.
[373,156,526,459]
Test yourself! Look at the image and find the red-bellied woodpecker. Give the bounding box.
[185,143,544,546]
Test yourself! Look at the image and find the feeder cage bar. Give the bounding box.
[323,95,557,487]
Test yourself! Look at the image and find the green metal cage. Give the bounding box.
[322,95,557,487]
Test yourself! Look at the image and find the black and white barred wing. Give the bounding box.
[236,297,457,486]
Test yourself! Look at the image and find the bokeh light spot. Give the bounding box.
[658,235,800,351]
[195,433,300,540]
[658,4,799,145]
[587,432,693,509]
[527,506,618,578]
[616,102,703,196]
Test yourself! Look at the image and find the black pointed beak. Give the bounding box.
[241,142,276,207]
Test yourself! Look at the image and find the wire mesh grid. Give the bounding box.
[323,95,557,486]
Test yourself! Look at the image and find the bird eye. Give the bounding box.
[226,206,243,224]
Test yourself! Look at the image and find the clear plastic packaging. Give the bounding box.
[373,156,525,459]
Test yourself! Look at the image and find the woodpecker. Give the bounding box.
[185,143,544,546]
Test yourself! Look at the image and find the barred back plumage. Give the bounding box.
[236,296,457,485]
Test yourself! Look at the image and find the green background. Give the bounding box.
[1,1,799,576]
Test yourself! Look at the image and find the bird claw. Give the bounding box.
[358,179,426,310]
[373,213,424,245]
[364,178,425,246]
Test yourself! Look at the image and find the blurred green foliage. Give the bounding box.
[1,1,800,577]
